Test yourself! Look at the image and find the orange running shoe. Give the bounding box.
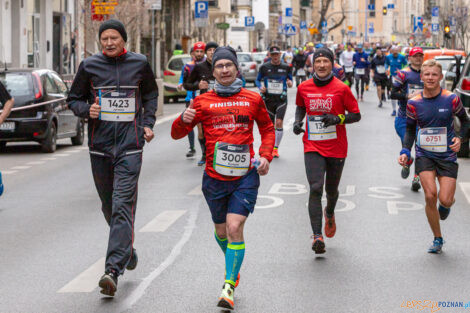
[311,234,325,254]
[272,148,279,158]
[324,210,336,238]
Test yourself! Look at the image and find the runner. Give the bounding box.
[370,47,388,107]
[363,42,374,91]
[255,45,293,158]
[339,44,355,88]
[171,46,275,309]
[67,19,159,297]
[292,48,308,86]
[184,42,219,165]
[353,44,369,101]
[177,48,196,158]
[385,45,408,116]
[183,41,207,165]
[392,47,424,191]
[293,48,361,254]
[0,80,14,196]
[398,59,469,254]
[282,46,294,65]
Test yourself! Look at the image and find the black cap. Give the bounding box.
[205,41,219,52]
[269,46,281,54]
[313,48,334,65]
[99,19,127,42]
[212,46,239,70]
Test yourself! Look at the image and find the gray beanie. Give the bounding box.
[212,46,239,70]
[99,19,127,42]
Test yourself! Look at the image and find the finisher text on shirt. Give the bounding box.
[209,101,251,109]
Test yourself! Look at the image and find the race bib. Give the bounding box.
[408,84,423,96]
[267,79,283,95]
[355,68,365,75]
[345,66,354,73]
[307,116,337,141]
[417,127,447,153]
[213,142,250,176]
[376,65,386,74]
[99,88,136,122]
[297,69,306,76]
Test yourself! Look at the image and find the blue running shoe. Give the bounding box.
[0,172,4,196]
[428,238,444,254]
[438,204,451,220]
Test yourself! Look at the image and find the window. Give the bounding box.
[50,72,68,94]
[237,54,252,62]
[168,57,191,71]
[45,76,59,94]
[0,73,33,97]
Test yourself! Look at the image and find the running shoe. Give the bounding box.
[126,248,138,271]
[197,154,206,166]
[365,85,369,91]
[378,101,383,108]
[99,271,118,297]
[311,234,326,254]
[438,200,454,220]
[217,283,235,310]
[411,175,421,192]
[427,238,444,254]
[401,157,414,179]
[272,148,279,158]
[225,272,241,288]
[324,211,336,238]
[186,148,196,158]
[391,110,396,116]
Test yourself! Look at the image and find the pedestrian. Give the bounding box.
[0,80,14,196]
[255,45,293,158]
[398,59,469,253]
[293,48,361,254]
[171,46,275,310]
[67,19,159,297]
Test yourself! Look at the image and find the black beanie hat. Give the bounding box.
[313,47,334,65]
[99,19,127,42]
[205,41,219,52]
[212,46,239,70]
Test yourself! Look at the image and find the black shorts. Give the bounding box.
[415,157,458,179]
[374,77,387,88]
[265,98,287,122]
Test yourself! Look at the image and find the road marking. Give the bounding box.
[1,170,18,174]
[268,183,308,195]
[11,166,31,170]
[26,161,45,165]
[139,210,187,233]
[57,258,105,293]
[68,149,82,153]
[255,195,284,209]
[387,201,423,215]
[122,204,199,311]
[188,184,202,195]
[458,182,470,204]
[41,157,57,161]
[79,147,89,150]
[368,187,405,199]
[155,113,181,126]
[55,154,70,157]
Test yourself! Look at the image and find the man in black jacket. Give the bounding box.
[67,19,158,297]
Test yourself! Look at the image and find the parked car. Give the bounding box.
[163,54,192,103]
[237,53,257,83]
[442,60,465,90]
[0,69,84,153]
[251,52,267,69]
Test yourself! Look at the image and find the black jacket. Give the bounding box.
[183,60,215,94]
[67,51,158,156]
[292,54,308,70]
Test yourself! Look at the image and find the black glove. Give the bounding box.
[293,121,305,135]
[321,114,341,128]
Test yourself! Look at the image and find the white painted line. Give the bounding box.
[57,257,105,293]
[26,161,45,165]
[459,182,470,205]
[41,157,57,161]
[79,147,89,150]
[122,205,199,310]
[139,210,187,233]
[155,113,181,126]
[188,184,202,196]
[1,170,18,175]
[11,166,31,170]
[67,150,82,153]
[55,154,70,157]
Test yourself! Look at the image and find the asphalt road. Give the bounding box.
[1,85,470,313]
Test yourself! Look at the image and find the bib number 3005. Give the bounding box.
[213,142,250,176]
[308,116,337,141]
[417,127,447,153]
[99,88,136,122]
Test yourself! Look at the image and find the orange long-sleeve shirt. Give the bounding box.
[171,88,275,181]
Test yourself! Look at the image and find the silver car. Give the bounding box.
[237,53,258,83]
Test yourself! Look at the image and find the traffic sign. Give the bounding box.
[413,16,423,33]
[387,3,395,9]
[286,8,292,17]
[321,21,327,28]
[216,23,230,30]
[369,27,374,34]
[195,1,208,18]
[285,8,293,24]
[245,16,255,31]
[432,7,439,17]
[149,0,162,10]
[300,21,307,29]
[431,23,439,34]
[284,24,297,36]
[450,16,456,34]
[367,4,375,10]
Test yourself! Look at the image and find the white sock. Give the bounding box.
[392,99,397,111]
[275,128,283,148]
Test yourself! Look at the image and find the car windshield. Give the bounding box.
[0,72,33,98]
[168,57,192,71]
[237,54,252,62]
[435,58,454,72]
[252,54,265,62]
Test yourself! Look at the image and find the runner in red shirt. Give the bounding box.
[171,46,275,310]
[294,48,361,254]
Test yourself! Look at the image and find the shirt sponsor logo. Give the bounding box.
[211,115,250,131]
[309,97,333,112]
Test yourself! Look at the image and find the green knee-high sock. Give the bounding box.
[225,242,245,287]
[214,230,228,254]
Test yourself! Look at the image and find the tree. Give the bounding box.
[316,0,346,42]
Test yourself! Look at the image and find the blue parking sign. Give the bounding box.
[195,1,208,19]
[245,16,255,27]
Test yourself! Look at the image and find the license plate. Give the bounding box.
[0,122,15,131]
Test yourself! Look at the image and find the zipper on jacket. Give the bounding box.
[114,57,119,157]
